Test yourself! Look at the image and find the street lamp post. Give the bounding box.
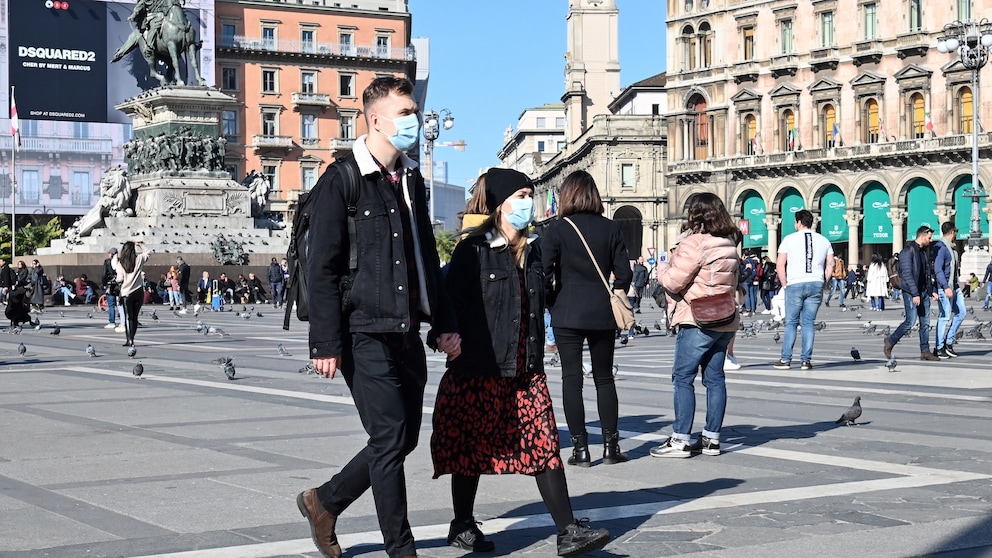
[938,19,992,249]
[422,109,454,227]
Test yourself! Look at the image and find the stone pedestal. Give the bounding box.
[960,245,990,288]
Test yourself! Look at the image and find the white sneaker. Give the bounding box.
[724,355,741,370]
[115,325,125,333]
[760,309,771,314]
[650,437,691,458]
[104,323,116,329]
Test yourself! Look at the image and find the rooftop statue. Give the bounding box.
[111,0,203,87]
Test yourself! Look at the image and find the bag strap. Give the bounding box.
[563,217,613,296]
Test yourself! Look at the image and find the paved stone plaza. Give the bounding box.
[1,299,992,557]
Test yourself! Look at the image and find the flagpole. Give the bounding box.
[9,85,15,260]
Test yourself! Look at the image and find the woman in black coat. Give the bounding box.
[541,170,633,467]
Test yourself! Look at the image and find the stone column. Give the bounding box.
[888,208,907,254]
[985,205,992,251]
[935,206,956,229]
[764,214,783,259]
[844,210,863,264]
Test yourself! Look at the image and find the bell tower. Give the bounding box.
[562,0,621,143]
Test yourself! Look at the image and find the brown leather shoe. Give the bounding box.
[297,489,341,558]
[920,351,940,361]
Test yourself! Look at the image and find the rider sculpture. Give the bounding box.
[112,0,203,87]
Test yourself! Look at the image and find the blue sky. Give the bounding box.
[409,0,667,190]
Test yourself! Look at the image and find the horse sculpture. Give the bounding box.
[112,0,203,87]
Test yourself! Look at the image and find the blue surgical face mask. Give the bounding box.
[503,198,535,231]
[377,113,421,152]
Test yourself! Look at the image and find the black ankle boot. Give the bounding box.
[567,432,591,467]
[601,430,628,465]
[557,518,610,557]
[447,517,495,552]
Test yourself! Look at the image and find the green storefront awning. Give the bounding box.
[780,189,805,239]
[742,192,768,248]
[954,181,990,240]
[862,184,893,244]
[820,186,848,243]
[907,180,937,235]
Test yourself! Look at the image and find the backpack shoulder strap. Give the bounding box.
[335,153,363,271]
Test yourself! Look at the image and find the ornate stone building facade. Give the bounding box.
[665,0,991,267]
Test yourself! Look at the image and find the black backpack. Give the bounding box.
[282,154,363,330]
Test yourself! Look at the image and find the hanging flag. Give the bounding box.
[831,122,840,143]
[878,119,887,142]
[925,113,935,137]
[10,89,20,150]
[787,128,795,151]
[545,188,553,217]
[752,130,762,154]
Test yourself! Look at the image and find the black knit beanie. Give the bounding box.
[484,168,533,213]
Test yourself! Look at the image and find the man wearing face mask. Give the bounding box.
[297,76,461,558]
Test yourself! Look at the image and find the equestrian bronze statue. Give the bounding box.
[112,0,203,86]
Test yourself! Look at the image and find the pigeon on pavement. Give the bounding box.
[773,331,781,343]
[50,324,60,335]
[815,321,827,331]
[87,310,93,319]
[298,362,317,375]
[835,396,862,426]
[886,358,898,372]
[223,361,236,380]
[86,344,96,357]
[851,347,862,361]
[277,344,291,356]
[132,363,144,377]
[151,310,159,321]
[18,342,26,356]
[127,346,137,359]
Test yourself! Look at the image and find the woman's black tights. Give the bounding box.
[451,469,573,533]
[555,327,620,435]
[123,289,143,344]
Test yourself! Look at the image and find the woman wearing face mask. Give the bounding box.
[541,170,633,468]
[431,168,611,556]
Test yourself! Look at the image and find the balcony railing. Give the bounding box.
[251,135,294,149]
[668,132,992,175]
[300,138,321,148]
[0,135,113,154]
[329,138,355,151]
[291,92,332,108]
[222,35,416,61]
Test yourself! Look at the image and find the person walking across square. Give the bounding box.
[825,254,846,307]
[774,209,833,370]
[933,222,965,358]
[884,225,940,362]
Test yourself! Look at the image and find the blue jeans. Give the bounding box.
[890,291,931,353]
[985,283,992,310]
[544,309,555,345]
[670,327,733,441]
[106,293,117,324]
[827,277,846,305]
[271,280,285,306]
[743,284,758,312]
[936,288,966,349]
[781,281,823,363]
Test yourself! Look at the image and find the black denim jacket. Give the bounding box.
[441,232,548,378]
[306,157,455,358]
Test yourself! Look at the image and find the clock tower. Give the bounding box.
[562,0,621,144]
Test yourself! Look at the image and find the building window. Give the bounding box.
[221,110,237,139]
[262,111,278,136]
[221,23,236,46]
[780,19,794,54]
[222,67,237,90]
[782,110,797,151]
[699,22,712,68]
[959,0,971,20]
[376,35,390,57]
[651,104,660,116]
[908,0,922,31]
[864,98,880,143]
[340,114,355,139]
[555,116,565,128]
[22,120,38,136]
[303,166,317,192]
[681,25,696,70]
[262,164,278,193]
[821,11,835,47]
[301,29,315,52]
[823,104,837,147]
[742,27,755,61]
[262,69,277,93]
[339,73,355,97]
[691,95,708,160]
[73,122,88,138]
[262,26,276,49]
[557,141,566,151]
[339,32,353,55]
[620,163,635,189]
[21,170,40,204]
[302,113,317,141]
[536,117,546,128]
[72,172,90,205]
[745,114,758,155]
[225,164,238,181]
[537,140,546,152]
[911,93,926,138]
[960,87,974,134]
[864,3,877,40]
[301,71,316,94]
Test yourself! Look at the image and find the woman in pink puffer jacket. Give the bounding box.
[651,192,741,459]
